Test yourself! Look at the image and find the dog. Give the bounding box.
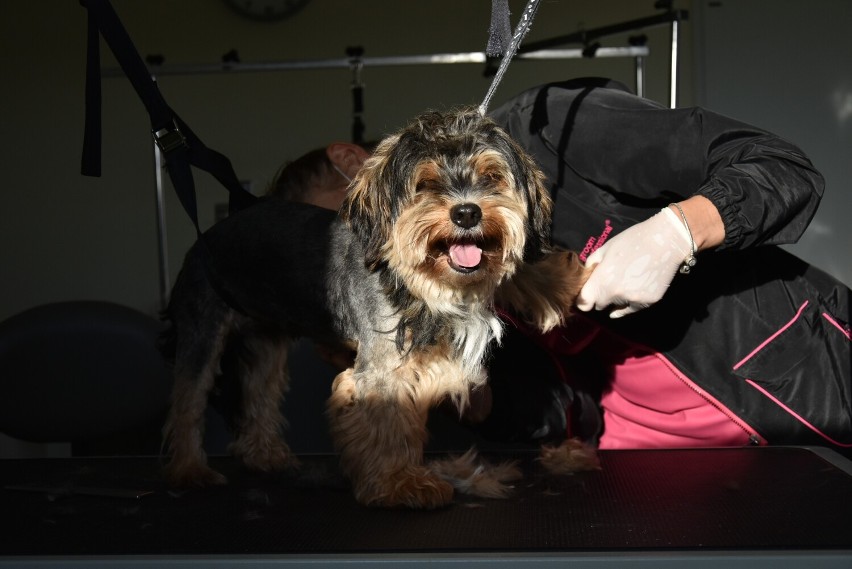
[161,107,596,508]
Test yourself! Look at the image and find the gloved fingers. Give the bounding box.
[575,207,693,317]
[587,288,645,319]
[608,302,646,319]
[576,244,610,312]
[575,286,595,312]
[583,242,608,268]
[577,256,625,312]
[579,260,655,314]
[577,279,615,312]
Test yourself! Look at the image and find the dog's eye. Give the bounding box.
[416,179,442,193]
[479,171,505,187]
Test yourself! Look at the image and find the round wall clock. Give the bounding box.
[224,0,311,21]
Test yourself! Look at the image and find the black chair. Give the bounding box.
[0,301,172,455]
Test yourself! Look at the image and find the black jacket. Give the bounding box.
[489,78,851,452]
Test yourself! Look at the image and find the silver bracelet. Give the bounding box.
[670,203,697,274]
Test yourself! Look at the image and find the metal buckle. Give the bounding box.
[152,120,187,154]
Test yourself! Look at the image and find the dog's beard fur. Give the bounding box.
[378,152,530,381]
[385,151,529,306]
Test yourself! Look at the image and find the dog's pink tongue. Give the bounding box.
[449,243,482,268]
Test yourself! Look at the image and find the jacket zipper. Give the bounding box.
[656,354,764,446]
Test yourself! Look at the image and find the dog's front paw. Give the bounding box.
[357,467,454,509]
[550,249,593,310]
[164,458,228,488]
[538,437,601,475]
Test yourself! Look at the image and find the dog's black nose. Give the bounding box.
[450,203,482,229]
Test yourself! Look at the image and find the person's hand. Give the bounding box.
[577,207,693,318]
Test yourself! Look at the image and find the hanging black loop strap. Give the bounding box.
[346,46,365,144]
[81,5,102,178]
[479,0,542,115]
[79,0,258,316]
[79,0,256,235]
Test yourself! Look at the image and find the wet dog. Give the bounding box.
[161,107,595,508]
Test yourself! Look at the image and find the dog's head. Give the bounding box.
[340,108,552,305]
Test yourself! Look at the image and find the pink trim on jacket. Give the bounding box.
[744,379,852,448]
[732,301,851,447]
[823,312,851,341]
[733,300,809,371]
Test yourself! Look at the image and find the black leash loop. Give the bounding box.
[480,0,542,115]
[346,46,366,144]
[486,0,513,58]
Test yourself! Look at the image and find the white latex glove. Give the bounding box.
[577,207,693,318]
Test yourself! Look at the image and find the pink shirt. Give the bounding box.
[517,314,764,449]
[598,350,761,449]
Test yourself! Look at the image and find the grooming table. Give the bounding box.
[1,447,851,568]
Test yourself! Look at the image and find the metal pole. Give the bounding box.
[153,139,170,311]
[670,17,679,108]
[635,54,646,98]
[103,47,649,78]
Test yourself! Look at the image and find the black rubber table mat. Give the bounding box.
[1,447,850,556]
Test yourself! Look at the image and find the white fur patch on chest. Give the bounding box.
[451,308,503,382]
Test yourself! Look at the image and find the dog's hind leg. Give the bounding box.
[228,331,299,473]
[539,437,601,474]
[163,308,235,487]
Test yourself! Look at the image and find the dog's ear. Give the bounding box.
[522,156,552,262]
[498,129,552,262]
[339,134,401,270]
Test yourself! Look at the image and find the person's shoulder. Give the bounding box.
[490,77,639,127]
[503,77,635,106]
[546,77,634,94]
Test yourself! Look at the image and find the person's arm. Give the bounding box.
[585,99,824,251]
[573,195,725,317]
[493,79,824,251]
[676,194,725,252]
[692,127,824,250]
[492,79,824,316]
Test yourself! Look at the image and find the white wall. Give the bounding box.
[0,0,689,322]
[695,0,852,287]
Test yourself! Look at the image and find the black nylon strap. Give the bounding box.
[173,113,258,214]
[79,0,257,315]
[79,0,257,233]
[81,6,102,177]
